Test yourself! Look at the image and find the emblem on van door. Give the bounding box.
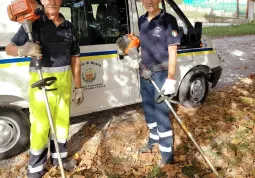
[153,27,161,37]
[82,61,106,90]
[82,68,96,83]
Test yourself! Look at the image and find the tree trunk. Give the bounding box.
[246,0,249,19]
[248,1,254,22]
[237,0,240,18]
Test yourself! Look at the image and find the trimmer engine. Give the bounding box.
[7,0,43,40]
[116,34,141,60]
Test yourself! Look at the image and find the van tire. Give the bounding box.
[178,70,209,108]
[0,104,30,161]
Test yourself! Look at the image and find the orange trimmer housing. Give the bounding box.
[7,0,40,22]
[116,33,141,60]
[123,34,140,55]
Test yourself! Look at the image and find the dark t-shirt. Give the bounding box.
[138,10,180,69]
[11,14,80,68]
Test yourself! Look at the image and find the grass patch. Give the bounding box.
[203,23,255,38]
[204,14,236,20]
[235,128,250,138]
[205,149,221,158]
[228,143,238,153]
[206,128,217,134]
[239,96,255,105]
[225,116,236,123]
[250,170,255,177]
[182,165,201,177]
[107,175,121,178]
[111,156,123,164]
[234,110,246,119]
[183,144,190,152]
[176,144,190,154]
[239,142,250,150]
[147,166,166,178]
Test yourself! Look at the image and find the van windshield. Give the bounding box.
[0,2,21,47]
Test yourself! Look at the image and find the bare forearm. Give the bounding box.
[168,45,177,79]
[71,56,81,88]
[5,43,19,56]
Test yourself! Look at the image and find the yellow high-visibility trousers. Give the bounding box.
[27,65,72,177]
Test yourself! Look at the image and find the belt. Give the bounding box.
[151,61,168,72]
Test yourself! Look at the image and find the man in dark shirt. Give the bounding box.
[138,0,180,166]
[5,0,84,177]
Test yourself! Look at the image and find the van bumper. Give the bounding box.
[210,66,223,88]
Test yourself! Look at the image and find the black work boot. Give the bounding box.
[139,143,156,153]
[62,158,77,171]
[54,158,77,172]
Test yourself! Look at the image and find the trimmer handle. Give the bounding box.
[31,77,57,91]
[139,63,152,80]
[31,56,57,91]
[156,90,175,103]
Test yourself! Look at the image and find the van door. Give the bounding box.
[61,0,138,116]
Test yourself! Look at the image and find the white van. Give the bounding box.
[0,0,222,160]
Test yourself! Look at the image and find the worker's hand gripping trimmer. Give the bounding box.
[8,0,66,177]
[116,34,221,177]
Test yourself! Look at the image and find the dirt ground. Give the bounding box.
[0,35,255,178]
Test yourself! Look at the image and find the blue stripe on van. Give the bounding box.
[80,50,117,57]
[177,48,214,54]
[0,48,214,64]
[0,57,30,64]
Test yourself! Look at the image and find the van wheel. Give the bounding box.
[0,104,30,160]
[178,70,209,108]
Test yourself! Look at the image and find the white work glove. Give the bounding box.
[129,59,140,69]
[74,88,84,106]
[17,41,42,57]
[161,79,176,95]
[126,56,139,69]
[140,64,152,80]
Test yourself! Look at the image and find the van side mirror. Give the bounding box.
[194,22,202,41]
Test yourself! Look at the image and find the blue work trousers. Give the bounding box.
[140,70,174,163]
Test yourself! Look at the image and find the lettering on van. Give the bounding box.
[87,61,101,67]
[82,61,105,90]
[84,83,106,90]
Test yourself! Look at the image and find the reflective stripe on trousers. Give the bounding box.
[140,70,174,163]
[27,65,72,177]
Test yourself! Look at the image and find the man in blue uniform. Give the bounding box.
[138,0,180,166]
[5,0,84,177]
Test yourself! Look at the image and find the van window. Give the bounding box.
[164,2,188,35]
[164,2,189,48]
[62,0,129,46]
[60,7,72,22]
[0,1,21,47]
